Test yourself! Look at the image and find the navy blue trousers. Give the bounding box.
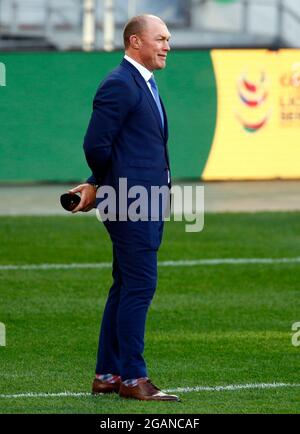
[95,219,164,380]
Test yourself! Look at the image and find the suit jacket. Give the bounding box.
[84,58,170,197]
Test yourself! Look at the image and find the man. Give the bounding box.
[70,14,179,402]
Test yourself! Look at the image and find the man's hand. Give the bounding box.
[69,183,97,213]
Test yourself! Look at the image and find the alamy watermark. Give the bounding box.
[0,323,6,346]
[95,179,204,232]
[0,62,6,87]
[291,322,300,347]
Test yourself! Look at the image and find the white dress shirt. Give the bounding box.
[124,55,155,97]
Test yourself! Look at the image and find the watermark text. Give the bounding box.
[95,179,204,232]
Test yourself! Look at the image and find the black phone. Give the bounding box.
[60,193,81,212]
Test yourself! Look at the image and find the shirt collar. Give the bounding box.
[124,55,153,83]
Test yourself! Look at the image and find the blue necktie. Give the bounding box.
[148,76,164,129]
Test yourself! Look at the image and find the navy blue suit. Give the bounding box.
[83,58,170,380]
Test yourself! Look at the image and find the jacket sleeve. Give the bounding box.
[83,78,136,185]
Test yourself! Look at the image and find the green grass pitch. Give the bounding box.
[0,212,299,413]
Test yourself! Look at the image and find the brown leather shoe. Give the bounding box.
[92,378,121,395]
[119,378,180,402]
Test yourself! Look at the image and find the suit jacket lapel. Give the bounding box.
[134,73,166,139]
[133,74,170,168]
[160,98,168,142]
[121,59,165,139]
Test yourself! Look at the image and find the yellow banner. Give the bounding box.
[203,49,300,180]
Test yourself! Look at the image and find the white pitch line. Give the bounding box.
[1,257,300,271]
[0,392,91,399]
[165,382,300,393]
[0,263,111,271]
[0,383,300,398]
[158,257,300,266]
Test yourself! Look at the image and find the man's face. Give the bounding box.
[138,19,171,71]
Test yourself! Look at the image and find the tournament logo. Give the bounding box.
[236,71,270,133]
[280,61,300,88]
[279,62,300,124]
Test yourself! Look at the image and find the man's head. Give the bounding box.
[123,14,171,71]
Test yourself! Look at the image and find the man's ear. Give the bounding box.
[129,35,141,50]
